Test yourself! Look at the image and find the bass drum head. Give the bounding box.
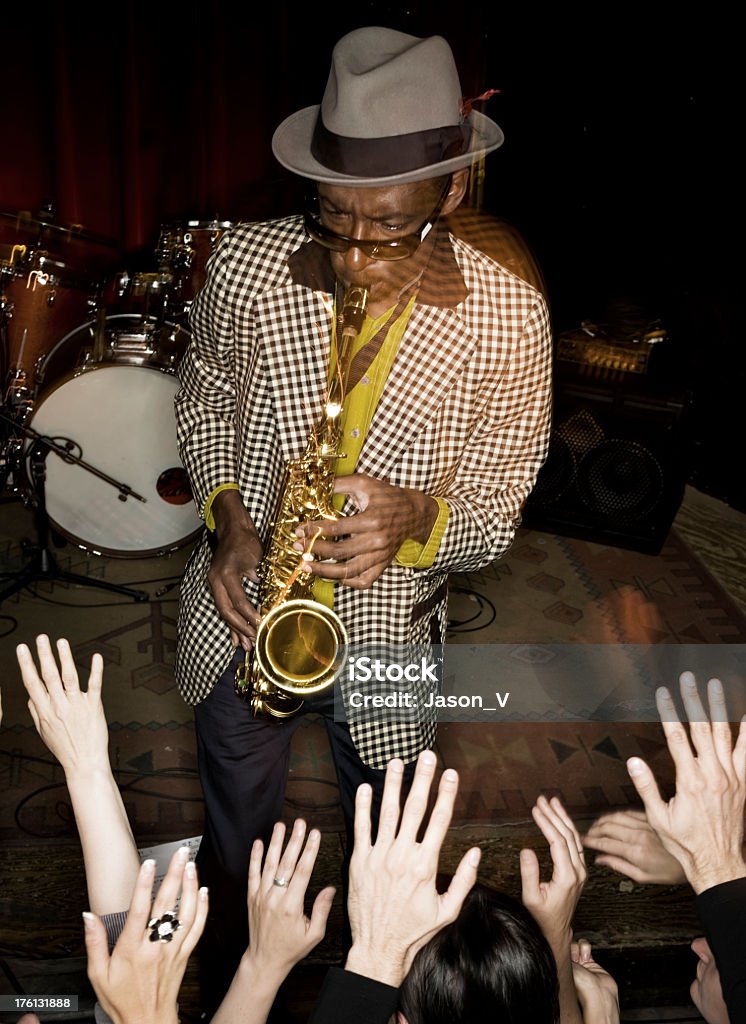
[27,363,202,557]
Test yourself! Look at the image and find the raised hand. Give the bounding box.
[16,635,109,774]
[247,819,335,973]
[520,795,587,949]
[344,750,481,986]
[626,672,746,894]
[212,819,335,1024]
[84,847,208,1024]
[571,939,620,1024]
[16,635,141,916]
[521,795,588,1024]
[582,809,687,885]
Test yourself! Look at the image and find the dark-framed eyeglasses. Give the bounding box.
[303,176,452,262]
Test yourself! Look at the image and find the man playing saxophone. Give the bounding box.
[173,25,552,1014]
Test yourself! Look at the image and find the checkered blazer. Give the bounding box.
[174,214,552,769]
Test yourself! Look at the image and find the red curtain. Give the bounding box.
[1,4,486,265]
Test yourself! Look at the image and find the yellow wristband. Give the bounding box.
[395,497,450,569]
[203,483,241,531]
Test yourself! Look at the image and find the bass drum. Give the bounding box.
[27,317,202,557]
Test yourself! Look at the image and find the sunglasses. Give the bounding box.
[304,177,452,262]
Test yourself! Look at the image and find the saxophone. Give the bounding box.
[235,285,368,718]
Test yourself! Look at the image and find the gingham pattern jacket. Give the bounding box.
[174,214,552,769]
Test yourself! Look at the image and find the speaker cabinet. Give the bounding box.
[521,379,693,553]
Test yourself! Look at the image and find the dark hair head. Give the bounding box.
[398,884,560,1024]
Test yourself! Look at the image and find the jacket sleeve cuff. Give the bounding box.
[203,482,241,530]
[308,966,400,1024]
[395,497,450,569]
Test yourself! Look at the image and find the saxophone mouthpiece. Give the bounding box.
[341,286,368,337]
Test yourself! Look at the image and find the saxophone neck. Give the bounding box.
[339,286,368,341]
[328,285,368,409]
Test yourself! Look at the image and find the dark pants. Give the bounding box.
[193,651,415,1016]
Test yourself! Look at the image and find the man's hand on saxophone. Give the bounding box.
[206,489,264,650]
[295,472,439,589]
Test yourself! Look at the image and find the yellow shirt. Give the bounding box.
[204,298,449,608]
[313,297,449,609]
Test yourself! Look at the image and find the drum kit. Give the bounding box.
[0,209,233,601]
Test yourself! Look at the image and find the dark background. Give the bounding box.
[1,2,741,508]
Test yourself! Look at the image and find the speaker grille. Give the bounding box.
[577,439,664,520]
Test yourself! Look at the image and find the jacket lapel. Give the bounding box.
[254,283,333,461]
[357,301,479,478]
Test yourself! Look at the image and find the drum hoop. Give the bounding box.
[36,312,186,390]
[44,517,203,560]
[32,356,178,407]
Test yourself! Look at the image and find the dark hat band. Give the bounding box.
[311,116,472,178]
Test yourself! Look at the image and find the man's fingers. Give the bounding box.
[208,576,260,637]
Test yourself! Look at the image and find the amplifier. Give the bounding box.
[556,323,668,381]
[522,379,693,553]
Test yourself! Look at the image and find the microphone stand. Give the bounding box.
[0,412,150,604]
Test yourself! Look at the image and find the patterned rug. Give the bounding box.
[2,500,745,845]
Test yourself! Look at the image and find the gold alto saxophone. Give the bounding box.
[235,286,368,718]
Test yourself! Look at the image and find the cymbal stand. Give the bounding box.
[0,416,150,605]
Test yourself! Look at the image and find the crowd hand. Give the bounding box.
[212,819,334,1024]
[247,819,335,975]
[16,636,109,775]
[570,940,620,1024]
[345,750,481,987]
[626,671,746,895]
[207,491,263,650]
[84,847,207,1024]
[582,809,687,885]
[520,795,588,954]
[16,1016,40,1024]
[295,472,437,589]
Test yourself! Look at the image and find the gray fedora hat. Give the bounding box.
[272,26,504,187]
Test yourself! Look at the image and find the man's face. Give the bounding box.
[316,179,448,313]
[690,937,729,1024]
